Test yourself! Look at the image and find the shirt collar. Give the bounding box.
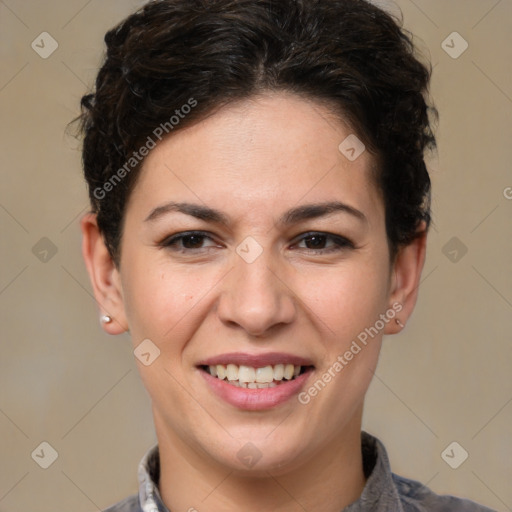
[137,431,402,512]
[345,432,404,511]
[137,442,167,512]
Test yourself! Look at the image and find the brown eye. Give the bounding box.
[303,234,328,249]
[160,231,219,251]
[293,232,354,253]
[179,234,207,249]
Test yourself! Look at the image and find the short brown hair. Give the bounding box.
[78,0,436,265]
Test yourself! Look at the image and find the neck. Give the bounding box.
[155,411,366,512]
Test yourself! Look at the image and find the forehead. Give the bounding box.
[128,92,384,225]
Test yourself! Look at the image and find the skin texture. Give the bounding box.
[81,92,427,512]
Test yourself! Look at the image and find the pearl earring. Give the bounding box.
[100,314,113,324]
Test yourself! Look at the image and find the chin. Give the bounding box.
[198,428,315,476]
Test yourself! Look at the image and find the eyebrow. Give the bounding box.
[144,200,367,226]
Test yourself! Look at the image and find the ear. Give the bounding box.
[80,213,129,335]
[384,221,428,335]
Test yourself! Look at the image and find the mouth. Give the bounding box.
[196,353,315,410]
[199,363,313,389]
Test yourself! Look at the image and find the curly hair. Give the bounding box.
[78,0,437,266]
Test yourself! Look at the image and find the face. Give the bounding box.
[93,92,412,474]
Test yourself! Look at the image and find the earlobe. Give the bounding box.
[385,221,428,335]
[80,213,129,335]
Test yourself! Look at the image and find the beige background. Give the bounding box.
[1,0,511,510]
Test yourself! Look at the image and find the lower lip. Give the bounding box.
[199,369,313,411]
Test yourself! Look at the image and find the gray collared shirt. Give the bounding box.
[103,432,496,512]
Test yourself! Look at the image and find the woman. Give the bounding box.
[78,0,495,510]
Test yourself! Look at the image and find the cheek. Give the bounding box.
[297,258,391,343]
[122,257,218,344]
[296,262,390,417]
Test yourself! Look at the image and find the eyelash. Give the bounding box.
[159,230,355,254]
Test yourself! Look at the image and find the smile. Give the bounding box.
[197,353,315,410]
[201,363,309,388]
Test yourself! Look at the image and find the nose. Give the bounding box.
[216,246,297,337]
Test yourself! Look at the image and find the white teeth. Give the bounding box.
[216,364,226,380]
[256,365,274,383]
[230,381,279,389]
[207,363,305,384]
[238,365,256,383]
[226,363,238,381]
[283,364,295,380]
[273,364,284,380]
[223,380,280,389]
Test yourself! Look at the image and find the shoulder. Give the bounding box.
[102,494,141,512]
[392,473,497,512]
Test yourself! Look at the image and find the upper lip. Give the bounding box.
[197,352,314,368]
